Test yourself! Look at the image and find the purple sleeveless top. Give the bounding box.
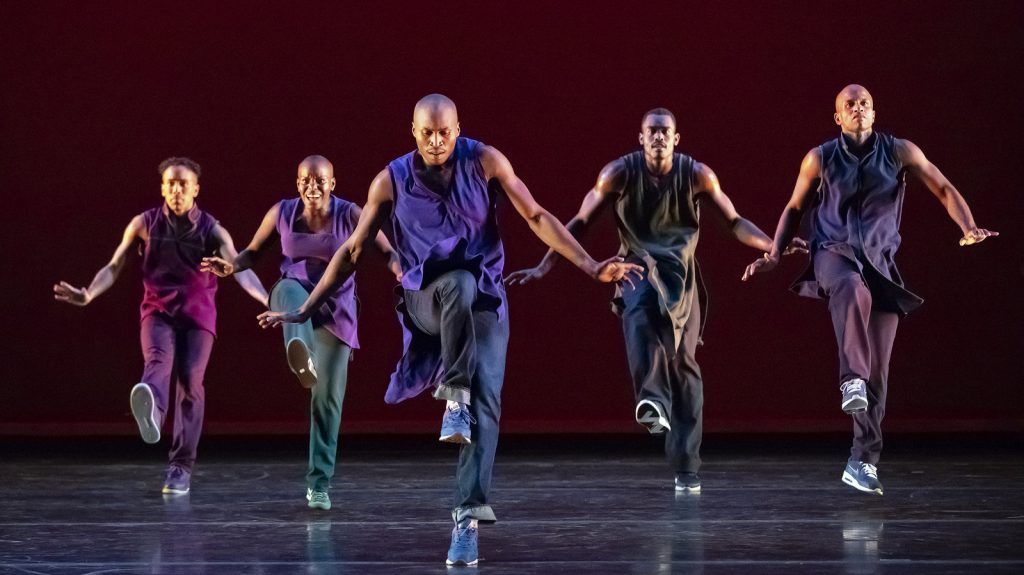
[383,137,506,403]
[139,204,219,335]
[276,196,360,349]
[792,132,923,315]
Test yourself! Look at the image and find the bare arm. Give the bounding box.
[897,139,998,246]
[693,162,774,252]
[201,204,280,276]
[355,204,403,281]
[481,146,641,284]
[210,224,269,307]
[258,169,394,327]
[505,159,624,286]
[742,149,821,281]
[53,215,144,306]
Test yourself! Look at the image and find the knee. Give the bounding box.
[439,270,477,309]
[270,279,308,310]
[829,274,870,303]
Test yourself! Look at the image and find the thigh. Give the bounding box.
[176,328,215,384]
[813,251,866,295]
[270,278,311,311]
[140,315,176,362]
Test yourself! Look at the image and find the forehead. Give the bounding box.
[162,166,198,182]
[298,161,334,177]
[642,115,676,130]
[413,106,458,129]
[837,89,873,106]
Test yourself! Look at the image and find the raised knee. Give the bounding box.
[439,270,477,306]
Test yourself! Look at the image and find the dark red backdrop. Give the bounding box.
[2,1,1021,435]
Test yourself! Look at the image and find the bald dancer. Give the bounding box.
[743,85,998,495]
[258,94,642,565]
[54,157,267,495]
[202,155,400,510]
[507,108,805,493]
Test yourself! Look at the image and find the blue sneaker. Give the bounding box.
[446,521,479,566]
[439,404,476,444]
[842,461,884,495]
[130,383,160,444]
[674,472,701,494]
[162,465,191,495]
[287,338,318,389]
[840,378,868,414]
[635,399,671,434]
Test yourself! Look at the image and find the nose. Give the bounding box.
[429,133,442,147]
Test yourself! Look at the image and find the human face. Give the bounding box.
[412,106,460,166]
[296,160,335,212]
[160,165,199,216]
[639,115,680,161]
[834,87,875,133]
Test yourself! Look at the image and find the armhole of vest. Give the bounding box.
[386,163,400,223]
[816,145,828,194]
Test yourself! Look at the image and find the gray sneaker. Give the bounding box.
[840,378,868,414]
[307,488,331,510]
[287,338,318,389]
[675,472,701,494]
[130,383,160,444]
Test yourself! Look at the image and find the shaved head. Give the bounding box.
[298,154,334,177]
[413,93,458,121]
[835,84,873,113]
[411,94,461,166]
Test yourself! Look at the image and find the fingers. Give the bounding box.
[959,229,999,246]
[256,311,280,329]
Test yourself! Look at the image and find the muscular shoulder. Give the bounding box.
[478,144,513,180]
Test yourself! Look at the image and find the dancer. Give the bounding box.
[742,84,997,495]
[506,108,804,493]
[257,94,642,565]
[54,157,267,495]
[201,154,401,510]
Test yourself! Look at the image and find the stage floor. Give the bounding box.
[1,435,1022,574]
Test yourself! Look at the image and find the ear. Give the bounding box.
[834,112,842,126]
[455,122,461,137]
[638,131,644,146]
[193,184,200,197]
[330,177,337,193]
[673,132,680,145]
[411,121,416,137]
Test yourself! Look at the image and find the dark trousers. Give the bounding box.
[270,279,350,492]
[139,314,215,471]
[404,270,509,523]
[621,278,703,474]
[814,251,900,464]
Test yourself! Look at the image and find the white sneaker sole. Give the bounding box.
[841,470,883,495]
[842,396,868,414]
[675,484,701,494]
[161,486,190,496]
[446,558,479,567]
[439,432,471,445]
[130,383,160,444]
[287,339,317,389]
[635,400,671,434]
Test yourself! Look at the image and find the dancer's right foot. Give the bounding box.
[162,465,191,495]
[635,399,671,434]
[675,472,701,494]
[306,488,331,510]
[840,378,868,414]
[842,461,884,495]
[130,383,160,444]
[286,338,317,389]
[439,402,475,444]
[446,519,479,566]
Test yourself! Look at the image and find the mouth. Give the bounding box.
[305,193,323,200]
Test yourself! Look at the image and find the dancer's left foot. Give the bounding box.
[306,488,331,510]
[674,472,701,494]
[635,399,671,434]
[446,519,479,566]
[162,465,191,495]
[842,461,883,495]
[439,403,475,444]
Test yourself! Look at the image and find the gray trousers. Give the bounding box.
[270,279,351,491]
[815,251,899,465]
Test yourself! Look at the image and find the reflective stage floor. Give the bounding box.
[1,435,1022,574]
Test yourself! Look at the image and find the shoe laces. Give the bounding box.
[166,466,188,481]
[310,491,329,503]
[861,463,878,479]
[452,525,478,550]
[449,404,477,426]
[841,379,865,394]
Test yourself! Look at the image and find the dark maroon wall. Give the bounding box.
[2,1,1021,435]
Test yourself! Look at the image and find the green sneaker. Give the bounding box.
[306,488,331,510]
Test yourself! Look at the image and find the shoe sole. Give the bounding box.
[287,339,317,389]
[446,559,479,567]
[438,432,471,445]
[130,383,160,444]
[841,396,868,414]
[161,486,190,495]
[675,484,701,494]
[841,470,883,495]
[308,501,331,510]
[635,401,671,434]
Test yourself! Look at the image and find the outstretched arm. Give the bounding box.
[356,203,403,281]
[53,215,144,306]
[201,204,280,277]
[481,146,642,285]
[742,149,821,281]
[898,139,998,246]
[505,159,624,286]
[210,224,269,307]
[257,169,394,327]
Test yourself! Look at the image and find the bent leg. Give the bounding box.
[139,314,176,423]
[815,251,874,384]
